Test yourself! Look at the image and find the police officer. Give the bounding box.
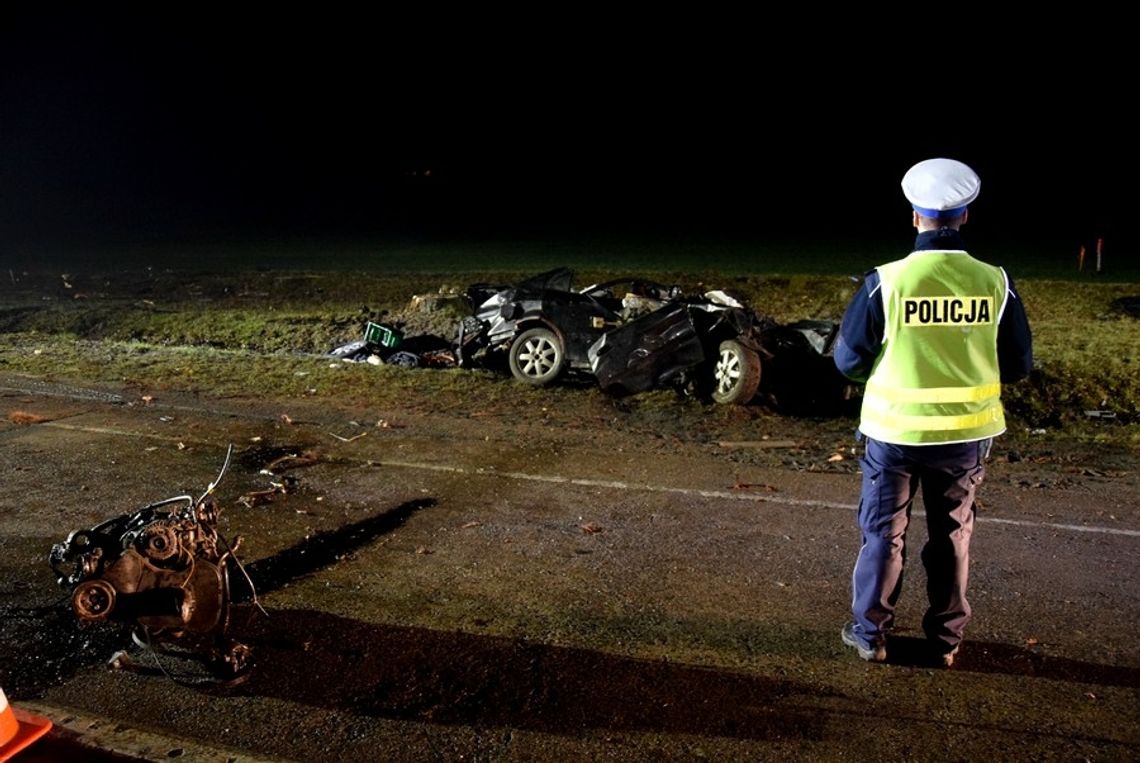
[834,158,1033,666]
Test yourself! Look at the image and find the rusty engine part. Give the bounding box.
[49,446,256,676]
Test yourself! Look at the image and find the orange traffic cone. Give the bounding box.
[0,687,52,761]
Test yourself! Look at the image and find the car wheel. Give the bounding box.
[711,339,761,404]
[509,327,565,385]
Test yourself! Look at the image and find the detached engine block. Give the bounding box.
[49,448,251,675]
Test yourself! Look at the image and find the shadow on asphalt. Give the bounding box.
[242,497,436,595]
[216,496,840,742]
[886,636,1140,688]
[221,497,1137,739]
[223,608,835,742]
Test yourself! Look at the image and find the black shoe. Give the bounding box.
[841,622,886,662]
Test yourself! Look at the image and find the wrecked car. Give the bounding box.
[456,268,850,408]
[457,269,684,383]
[588,287,766,404]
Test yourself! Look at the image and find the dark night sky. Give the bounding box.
[2,10,1133,259]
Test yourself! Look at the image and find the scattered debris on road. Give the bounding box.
[261,449,320,475]
[718,440,799,449]
[328,431,368,443]
[731,478,779,492]
[7,410,52,425]
[238,475,300,508]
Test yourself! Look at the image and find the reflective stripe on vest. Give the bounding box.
[863,381,1002,404]
[861,396,1004,432]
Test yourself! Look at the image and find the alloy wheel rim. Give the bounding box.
[520,337,558,377]
[715,349,741,394]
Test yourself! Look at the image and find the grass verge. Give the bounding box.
[1,268,1137,451]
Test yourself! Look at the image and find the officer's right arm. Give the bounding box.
[833,271,884,383]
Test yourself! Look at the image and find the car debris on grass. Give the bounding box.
[329,321,458,369]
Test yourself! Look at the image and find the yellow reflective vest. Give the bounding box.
[860,250,1009,445]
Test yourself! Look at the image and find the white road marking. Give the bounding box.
[34,421,1140,539]
[375,460,1140,538]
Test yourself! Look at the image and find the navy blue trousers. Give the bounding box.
[850,436,989,653]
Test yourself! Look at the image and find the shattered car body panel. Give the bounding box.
[460,268,625,373]
[751,320,853,414]
[589,304,713,396]
[590,291,777,402]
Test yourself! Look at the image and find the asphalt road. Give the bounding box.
[1,378,1137,761]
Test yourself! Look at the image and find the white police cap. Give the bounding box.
[902,158,980,218]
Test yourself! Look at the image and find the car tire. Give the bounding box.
[711,339,761,405]
[508,327,565,385]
